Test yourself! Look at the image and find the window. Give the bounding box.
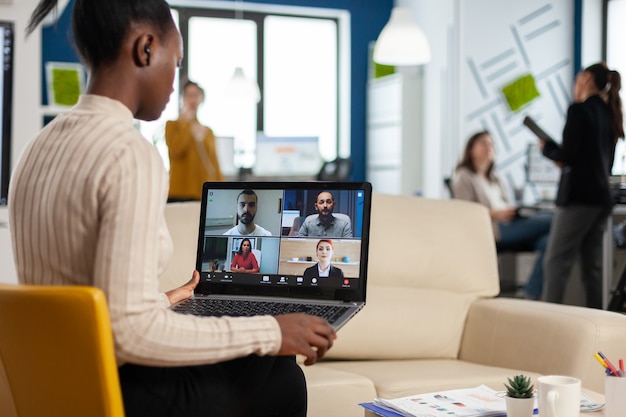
[606,0,626,174]
[140,2,350,175]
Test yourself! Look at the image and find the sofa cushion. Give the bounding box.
[326,286,475,359]
[300,365,377,417]
[317,359,542,400]
[366,194,500,296]
[326,194,499,359]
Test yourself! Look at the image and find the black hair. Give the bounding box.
[585,62,625,143]
[237,238,252,256]
[237,189,258,202]
[26,0,175,70]
[183,80,205,97]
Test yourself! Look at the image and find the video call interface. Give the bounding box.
[199,187,368,290]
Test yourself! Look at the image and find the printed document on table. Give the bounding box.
[373,384,532,417]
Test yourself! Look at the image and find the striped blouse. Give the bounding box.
[9,95,281,366]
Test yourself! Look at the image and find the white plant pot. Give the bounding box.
[505,396,534,417]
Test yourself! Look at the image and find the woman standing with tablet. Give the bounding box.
[540,62,624,309]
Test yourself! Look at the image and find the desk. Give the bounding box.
[603,204,626,309]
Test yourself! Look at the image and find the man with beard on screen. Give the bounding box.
[298,191,353,238]
[223,189,272,236]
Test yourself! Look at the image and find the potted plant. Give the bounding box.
[504,374,535,417]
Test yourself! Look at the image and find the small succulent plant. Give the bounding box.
[504,374,534,399]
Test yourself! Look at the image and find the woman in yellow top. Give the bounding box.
[166,80,223,201]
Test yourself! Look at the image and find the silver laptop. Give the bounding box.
[171,181,372,331]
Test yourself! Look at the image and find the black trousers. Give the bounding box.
[118,356,306,417]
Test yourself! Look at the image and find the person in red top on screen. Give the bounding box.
[230,238,259,273]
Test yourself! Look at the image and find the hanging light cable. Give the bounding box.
[373,6,431,66]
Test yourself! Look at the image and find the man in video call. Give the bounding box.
[223,189,272,236]
[298,191,353,238]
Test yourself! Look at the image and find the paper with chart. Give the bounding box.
[373,385,529,417]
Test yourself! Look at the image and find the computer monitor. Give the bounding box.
[281,209,301,228]
[526,143,560,184]
[0,21,14,205]
[253,134,322,177]
[612,140,626,176]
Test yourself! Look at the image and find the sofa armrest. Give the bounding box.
[459,298,626,393]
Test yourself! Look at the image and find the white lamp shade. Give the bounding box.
[41,0,71,27]
[226,67,261,103]
[373,6,431,66]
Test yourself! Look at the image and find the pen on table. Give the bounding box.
[620,359,624,375]
[598,352,623,377]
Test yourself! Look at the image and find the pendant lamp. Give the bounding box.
[225,0,262,103]
[41,0,71,26]
[226,67,261,103]
[373,6,431,66]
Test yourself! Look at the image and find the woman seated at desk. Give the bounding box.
[230,238,259,273]
[451,131,552,300]
[303,239,344,279]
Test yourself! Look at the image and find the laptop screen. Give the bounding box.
[195,182,372,302]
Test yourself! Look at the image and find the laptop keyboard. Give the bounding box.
[172,298,350,324]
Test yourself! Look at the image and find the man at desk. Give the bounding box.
[223,190,272,236]
[298,191,353,238]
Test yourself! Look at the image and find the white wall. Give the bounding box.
[0,0,41,284]
[411,0,603,199]
[410,0,456,199]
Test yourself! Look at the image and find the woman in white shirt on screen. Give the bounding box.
[303,239,344,280]
[451,131,552,300]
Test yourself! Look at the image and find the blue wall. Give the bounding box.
[41,0,394,182]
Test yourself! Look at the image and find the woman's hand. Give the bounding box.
[274,314,337,366]
[490,208,517,223]
[166,270,200,305]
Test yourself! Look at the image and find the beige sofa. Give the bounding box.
[162,193,626,417]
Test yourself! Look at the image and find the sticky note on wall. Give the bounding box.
[501,73,540,112]
[45,62,85,107]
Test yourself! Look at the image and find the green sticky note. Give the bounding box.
[51,68,82,106]
[502,74,540,112]
[374,62,395,79]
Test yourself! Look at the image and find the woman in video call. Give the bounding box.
[11,0,336,416]
[451,131,552,300]
[230,238,260,273]
[303,239,344,279]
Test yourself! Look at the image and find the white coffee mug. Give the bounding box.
[537,375,581,417]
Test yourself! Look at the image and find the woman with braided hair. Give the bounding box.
[10,1,336,416]
[540,62,624,308]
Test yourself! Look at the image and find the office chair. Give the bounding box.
[317,158,352,181]
[0,284,125,417]
[443,177,454,197]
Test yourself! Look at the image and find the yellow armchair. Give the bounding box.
[0,284,124,417]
